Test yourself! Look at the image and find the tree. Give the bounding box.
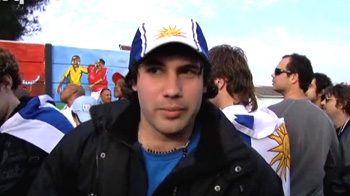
[0,0,49,40]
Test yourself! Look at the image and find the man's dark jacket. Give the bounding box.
[28,100,284,196]
[334,121,350,195]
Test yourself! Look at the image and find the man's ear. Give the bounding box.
[317,90,324,98]
[290,73,299,84]
[215,78,226,90]
[1,75,13,90]
[132,83,137,91]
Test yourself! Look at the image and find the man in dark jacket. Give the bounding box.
[322,83,350,195]
[28,19,284,196]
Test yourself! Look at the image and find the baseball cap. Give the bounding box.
[71,96,98,123]
[112,72,124,84]
[129,18,209,68]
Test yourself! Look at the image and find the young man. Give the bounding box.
[71,96,98,126]
[56,55,88,94]
[0,48,73,196]
[99,88,112,104]
[112,71,125,100]
[209,44,290,196]
[322,83,350,195]
[88,58,108,100]
[59,83,85,127]
[306,72,333,108]
[28,19,283,196]
[270,54,341,195]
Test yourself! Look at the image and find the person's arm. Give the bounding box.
[81,66,88,74]
[56,67,71,94]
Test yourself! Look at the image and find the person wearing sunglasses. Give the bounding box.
[322,83,350,195]
[269,53,341,196]
[306,73,333,108]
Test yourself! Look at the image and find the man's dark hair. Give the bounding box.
[98,58,105,65]
[209,44,257,112]
[121,43,218,102]
[314,72,333,95]
[324,83,350,115]
[100,88,110,94]
[0,48,22,90]
[283,53,314,93]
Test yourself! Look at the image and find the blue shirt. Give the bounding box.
[140,126,201,196]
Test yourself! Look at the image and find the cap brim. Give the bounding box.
[76,112,91,123]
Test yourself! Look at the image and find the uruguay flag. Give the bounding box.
[222,105,290,196]
[0,95,74,153]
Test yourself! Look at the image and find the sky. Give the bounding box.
[23,0,350,86]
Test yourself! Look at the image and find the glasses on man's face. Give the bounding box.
[274,68,293,76]
[321,94,336,102]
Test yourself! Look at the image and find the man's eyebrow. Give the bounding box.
[142,60,164,67]
[181,63,201,69]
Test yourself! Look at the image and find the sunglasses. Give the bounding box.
[321,94,336,102]
[274,68,293,76]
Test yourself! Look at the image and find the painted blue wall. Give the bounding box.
[51,45,129,102]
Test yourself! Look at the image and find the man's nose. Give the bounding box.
[163,74,182,98]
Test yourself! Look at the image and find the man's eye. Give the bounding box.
[146,67,162,74]
[182,69,199,75]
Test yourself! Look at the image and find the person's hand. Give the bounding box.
[87,84,93,91]
[56,86,61,94]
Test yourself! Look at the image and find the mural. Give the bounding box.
[51,45,129,103]
[0,41,46,96]
[0,41,130,103]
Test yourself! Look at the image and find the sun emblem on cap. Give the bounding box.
[268,123,290,181]
[155,26,185,39]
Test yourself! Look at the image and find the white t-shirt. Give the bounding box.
[60,105,77,127]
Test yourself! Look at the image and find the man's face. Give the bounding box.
[0,84,10,125]
[114,79,124,98]
[95,61,103,69]
[132,54,204,135]
[0,78,17,126]
[101,90,111,103]
[272,57,293,94]
[306,79,318,103]
[322,94,341,121]
[60,84,74,104]
[72,59,80,68]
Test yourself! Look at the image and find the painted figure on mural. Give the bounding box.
[56,55,88,94]
[87,58,108,100]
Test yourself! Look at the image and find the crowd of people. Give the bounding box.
[1,18,350,196]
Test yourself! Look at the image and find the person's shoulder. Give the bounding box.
[65,66,73,71]
[55,120,97,157]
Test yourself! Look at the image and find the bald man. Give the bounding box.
[60,84,85,127]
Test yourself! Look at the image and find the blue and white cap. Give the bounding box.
[129,18,209,68]
[71,96,98,123]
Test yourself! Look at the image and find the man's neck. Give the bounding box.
[283,88,306,100]
[217,91,239,109]
[334,113,350,128]
[138,119,194,152]
[0,98,20,127]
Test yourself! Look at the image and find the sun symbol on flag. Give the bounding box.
[268,123,290,181]
[154,26,185,39]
